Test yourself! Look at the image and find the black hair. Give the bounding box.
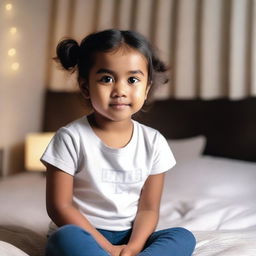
[55,29,169,102]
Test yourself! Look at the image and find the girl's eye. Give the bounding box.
[99,76,114,83]
[128,77,139,84]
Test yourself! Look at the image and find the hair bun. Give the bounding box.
[56,39,80,70]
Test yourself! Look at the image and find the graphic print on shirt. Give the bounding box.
[102,168,143,194]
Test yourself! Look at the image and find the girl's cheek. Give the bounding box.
[134,87,148,98]
[132,91,142,100]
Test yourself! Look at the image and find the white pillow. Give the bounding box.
[168,135,206,162]
[0,226,46,256]
[0,241,29,256]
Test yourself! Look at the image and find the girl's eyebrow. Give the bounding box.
[129,70,145,76]
[96,68,144,76]
[96,68,115,75]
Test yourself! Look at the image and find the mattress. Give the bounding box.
[0,137,256,255]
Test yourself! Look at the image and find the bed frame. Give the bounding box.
[42,90,256,162]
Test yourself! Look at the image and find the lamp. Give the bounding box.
[25,132,54,171]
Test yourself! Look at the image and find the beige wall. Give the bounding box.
[48,0,256,99]
[0,0,51,176]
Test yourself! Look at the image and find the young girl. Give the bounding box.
[41,29,196,256]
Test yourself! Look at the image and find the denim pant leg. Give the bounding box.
[45,224,110,256]
[138,227,196,256]
[98,228,132,245]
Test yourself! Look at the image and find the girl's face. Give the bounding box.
[88,46,150,123]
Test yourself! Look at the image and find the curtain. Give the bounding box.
[46,0,256,100]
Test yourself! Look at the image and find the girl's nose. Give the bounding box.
[111,82,127,98]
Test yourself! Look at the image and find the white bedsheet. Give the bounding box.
[0,155,256,255]
[158,156,256,255]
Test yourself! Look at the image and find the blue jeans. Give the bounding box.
[45,224,196,256]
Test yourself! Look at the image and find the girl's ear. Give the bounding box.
[145,85,151,100]
[82,87,90,99]
[80,81,90,99]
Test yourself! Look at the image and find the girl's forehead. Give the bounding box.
[93,46,148,70]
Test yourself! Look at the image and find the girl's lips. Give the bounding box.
[109,103,131,109]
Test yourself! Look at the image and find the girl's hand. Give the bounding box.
[119,246,139,256]
[109,245,126,256]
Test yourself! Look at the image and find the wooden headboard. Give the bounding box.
[42,90,256,162]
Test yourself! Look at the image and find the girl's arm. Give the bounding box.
[46,164,123,255]
[121,172,165,256]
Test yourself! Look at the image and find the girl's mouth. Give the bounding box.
[109,103,131,109]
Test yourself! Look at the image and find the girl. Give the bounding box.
[41,29,196,256]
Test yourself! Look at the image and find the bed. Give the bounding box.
[0,91,256,256]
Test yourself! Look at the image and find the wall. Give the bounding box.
[0,0,51,176]
[46,0,175,98]
[47,0,256,99]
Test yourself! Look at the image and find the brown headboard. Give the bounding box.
[42,90,256,162]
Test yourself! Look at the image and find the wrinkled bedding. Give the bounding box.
[158,155,256,255]
[0,140,256,255]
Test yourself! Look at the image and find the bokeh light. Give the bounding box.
[11,62,20,71]
[5,4,13,11]
[8,48,16,56]
[10,27,17,35]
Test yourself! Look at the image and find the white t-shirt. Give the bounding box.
[41,116,176,231]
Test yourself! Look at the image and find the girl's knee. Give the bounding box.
[46,224,93,255]
[162,227,196,247]
[163,227,196,255]
[144,228,196,256]
[49,224,88,241]
[174,227,196,244]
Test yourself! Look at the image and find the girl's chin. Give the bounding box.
[93,112,132,122]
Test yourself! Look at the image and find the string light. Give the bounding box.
[5,3,13,11]
[8,48,16,56]
[11,62,20,71]
[10,27,17,35]
[5,3,20,72]
[4,3,20,72]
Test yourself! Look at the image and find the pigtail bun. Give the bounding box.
[152,55,170,84]
[55,39,80,71]
[153,57,168,73]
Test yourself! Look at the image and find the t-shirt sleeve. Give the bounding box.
[40,128,78,176]
[150,132,176,175]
